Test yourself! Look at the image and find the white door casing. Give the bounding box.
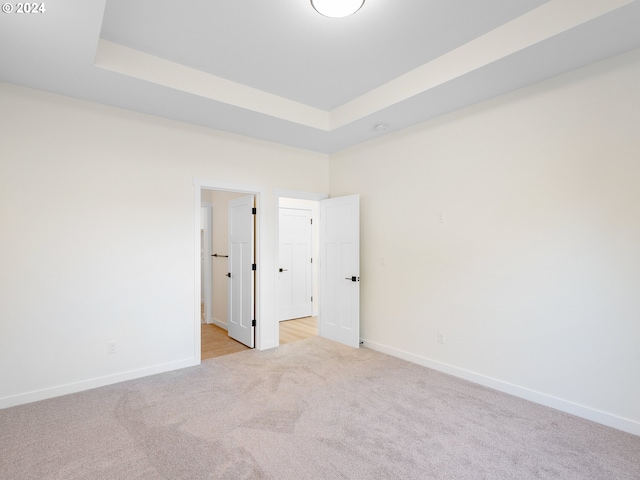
[228,195,255,348]
[278,208,313,321]
[319,194,360,348]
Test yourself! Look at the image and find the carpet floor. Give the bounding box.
[1,337,639,479]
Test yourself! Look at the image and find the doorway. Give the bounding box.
[274,192,326,349]
[194,179,265,363]
[194,182,360,363]
[200,189,253,358]
[276,196,320,346]
[273,190,360,348]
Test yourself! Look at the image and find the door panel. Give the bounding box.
[319,195,360,348]
[228,195,255,348]
[278,208,313,321]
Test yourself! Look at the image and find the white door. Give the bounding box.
[278,208,313,321]
[319,194,360,348]
[227,195,255,348]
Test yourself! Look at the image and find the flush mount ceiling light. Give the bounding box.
[311,0,365,18]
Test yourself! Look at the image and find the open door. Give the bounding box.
[227,195,255,348]
[319,194,360,348]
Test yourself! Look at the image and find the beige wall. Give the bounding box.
[0,83,329,406]
[330,48,640,430]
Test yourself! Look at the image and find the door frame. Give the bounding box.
[194,179,266,362]
[274,189,328,346]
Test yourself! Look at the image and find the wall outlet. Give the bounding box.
[437,211,445,223]
[438,331,446,344]
[108,341,117,354]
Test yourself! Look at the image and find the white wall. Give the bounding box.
[2,47,640,435]
[0,83,329,407]
[330,49,640,434]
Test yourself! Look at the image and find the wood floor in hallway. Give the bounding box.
[201,317,317,360]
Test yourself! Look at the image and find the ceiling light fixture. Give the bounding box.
[311,0,365,18]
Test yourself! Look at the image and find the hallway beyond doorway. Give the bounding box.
[201,317,318,360]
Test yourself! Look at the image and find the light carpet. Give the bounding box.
[1,337,639,479]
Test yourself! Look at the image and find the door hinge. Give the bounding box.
[310,258,313,263]
[310,218,313,224]
[252,207,257,215]
[252,264,257,271]
[311,296,313,302]
[252,319,256,327]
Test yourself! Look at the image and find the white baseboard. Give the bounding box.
[0,357,199,410]
[361,339,640,437]
[207,317,227,330]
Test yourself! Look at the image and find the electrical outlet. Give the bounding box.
[438,332,446,344]
[108,341,117,354]
[437,211,445,223]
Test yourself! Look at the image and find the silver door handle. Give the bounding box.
[345,276,359,282]
[279,268,288,272]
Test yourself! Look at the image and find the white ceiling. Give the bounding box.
[2,0,640,153]
[100,0,549,111]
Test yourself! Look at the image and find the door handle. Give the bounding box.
[279,268,288,272]
[226,273,231,278]
[344,276,359,282]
